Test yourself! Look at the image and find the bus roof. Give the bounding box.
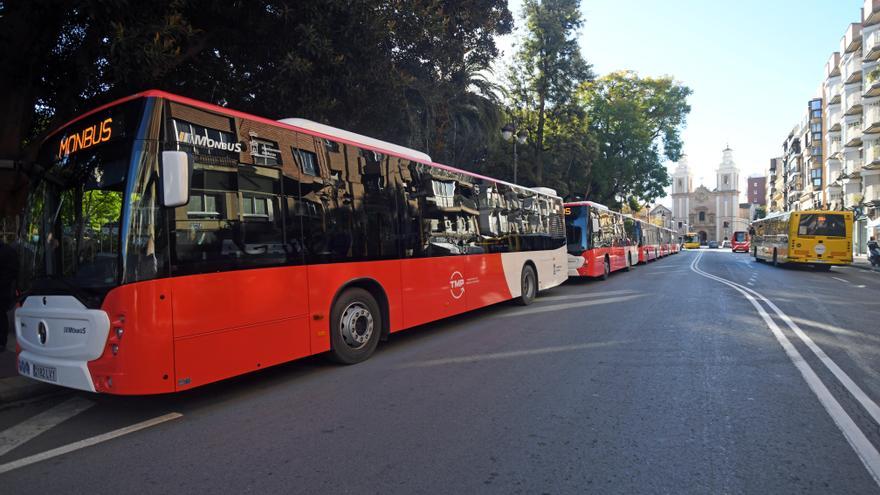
[564,201,609,210]
[44,90,561,200]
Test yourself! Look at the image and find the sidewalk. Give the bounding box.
[851,255,879,272]
[0,311,58,404]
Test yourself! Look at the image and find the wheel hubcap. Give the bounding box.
[340,302,374,349]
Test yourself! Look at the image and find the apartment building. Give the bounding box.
[767,157,784,211]
[777,0,880,254]
[747,176,766,206]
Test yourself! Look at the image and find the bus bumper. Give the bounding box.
[17,351,97,392]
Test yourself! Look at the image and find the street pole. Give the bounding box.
[513,139,518,184]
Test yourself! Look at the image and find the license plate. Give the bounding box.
[32,363,57,382]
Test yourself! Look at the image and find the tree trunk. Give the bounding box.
[536,91,546,185]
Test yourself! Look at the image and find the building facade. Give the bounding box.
[671,148,743,243]
[778,0,880,254]
[747,176,766,206]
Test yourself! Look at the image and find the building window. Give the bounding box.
[677,179,682,188]
[723,175,729,185]
[292,147,319,176]
[187,192,221,217]
[242,194,270,218]
[250,138,281,166]
[810,100,822,110]
[699,211,706,221]
[723,221,729,228]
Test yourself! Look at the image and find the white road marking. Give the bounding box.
[400,341,627,368]
[0,412,183,475]
[0,397,95,457]
[501,294,646,317]
[691,252,880,486]
[832,276,850,284]
[539,289,635,302]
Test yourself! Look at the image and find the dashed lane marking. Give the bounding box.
[0,397,95,457]
[0,412,183,475]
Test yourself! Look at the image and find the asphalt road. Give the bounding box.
[2,250,880,493]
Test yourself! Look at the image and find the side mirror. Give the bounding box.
[161,151,191,207]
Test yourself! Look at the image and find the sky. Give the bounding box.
[494,0,864,205]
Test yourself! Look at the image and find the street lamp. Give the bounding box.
[501,123,528,183]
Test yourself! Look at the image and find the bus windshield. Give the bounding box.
[564,206,589,254]
[798,213,846,237]
[19,100,144,303]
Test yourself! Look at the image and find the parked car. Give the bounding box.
[721,240,731,248]
[708,240,719,249]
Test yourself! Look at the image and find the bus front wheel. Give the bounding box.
[329,288,382,364]
[515,264,537,306]
[600,258,610,281]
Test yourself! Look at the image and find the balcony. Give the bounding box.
[867,30,880,62]
[845,89,863,115]
[827,136,843,157]
[867,142,880,165]
[845,153,864,175]
[826,51,842,79]
[844,52,864,85]
[865,0,880,27]
[844,118,864,147]
[866,67,880,97]
[865,102,880,133]
[843,23,863,54]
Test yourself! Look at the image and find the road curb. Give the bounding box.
[0,375,59,404]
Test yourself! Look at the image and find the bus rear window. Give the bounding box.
[733,231,746,242]
[797,214,846,237]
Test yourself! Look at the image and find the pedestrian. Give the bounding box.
[0,238,18,351]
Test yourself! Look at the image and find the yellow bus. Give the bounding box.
[682,232,701,249]
[751,210,853,270]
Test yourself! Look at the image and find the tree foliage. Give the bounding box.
[577,71,692,208]
[1,0,690,214]
[506,0,592,184]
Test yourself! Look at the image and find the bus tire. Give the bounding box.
[813,264,832,272]
[515,264,537,306]
[329,288,382,364]
[600,257,610,280]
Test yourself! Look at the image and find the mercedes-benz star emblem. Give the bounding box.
[37,321,48,345]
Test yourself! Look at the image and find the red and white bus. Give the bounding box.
[564,201,639,278]
[15,90,568,394]
[731,230,750,252]
[636,219,661,263]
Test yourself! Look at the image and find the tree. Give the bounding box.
[578,71,691,208]
[507,0,592,185]
[754,205,767,220]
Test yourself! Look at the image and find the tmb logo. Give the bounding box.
[449,271,465,300]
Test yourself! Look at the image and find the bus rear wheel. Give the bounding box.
[515,264,537,306]
[329,288,381,364]
[813,264,832,272]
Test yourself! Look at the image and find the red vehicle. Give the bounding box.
[15,90,568,394]
[637,220,661,263]
[731,230,750,252]
[564,201,638,278]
